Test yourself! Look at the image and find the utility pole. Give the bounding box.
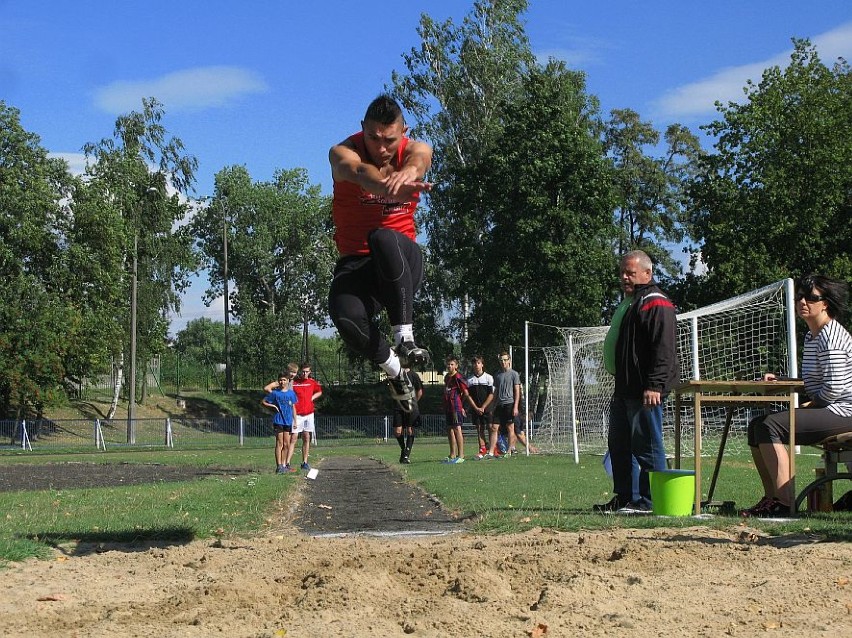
[128,232,138,444]
[302,311,309,363]
[127,186,159,443]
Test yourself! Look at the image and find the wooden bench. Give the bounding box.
[794,431,852,512]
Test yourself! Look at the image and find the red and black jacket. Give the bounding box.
[614,281,679,398]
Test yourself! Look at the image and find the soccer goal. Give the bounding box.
[530,279,798,460]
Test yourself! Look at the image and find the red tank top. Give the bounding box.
[331,132,419,256]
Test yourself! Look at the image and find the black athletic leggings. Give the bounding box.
[328,228,424,365]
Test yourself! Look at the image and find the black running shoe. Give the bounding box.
[592,495,631,513]
[388,371,417,413]
[395,341,430,367]
[615,500,653,515]
[401,453,411,464]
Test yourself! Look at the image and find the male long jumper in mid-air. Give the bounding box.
[327,94,432,412]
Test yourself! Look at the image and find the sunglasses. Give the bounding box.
[795,292,825,303]
[499,357,510,362]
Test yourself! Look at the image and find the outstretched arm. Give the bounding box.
[329,139,432,199]
[384,140,432,196]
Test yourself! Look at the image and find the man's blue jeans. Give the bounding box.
[608,396,667,504]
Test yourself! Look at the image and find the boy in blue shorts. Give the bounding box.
[262,365,299,473]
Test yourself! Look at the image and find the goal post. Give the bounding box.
[529,279,797,460]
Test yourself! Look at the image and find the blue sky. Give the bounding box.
[2,1,850,334]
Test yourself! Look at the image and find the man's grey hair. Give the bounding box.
[621,250,653,272]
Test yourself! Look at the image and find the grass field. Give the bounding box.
[1,443,850,567]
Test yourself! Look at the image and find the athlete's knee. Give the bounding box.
[330,299,365,343]
[367,227,397,250]
[334,316,370,352]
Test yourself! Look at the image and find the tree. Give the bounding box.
[604,109,701,280]
[0,102,81,417]
[190,165,334,377]
[688,40,852,303]
[391,0,536,347]
[82,98,198,417]
[173,318,225,364]
[461,61,619,355]
[61,176,128,379]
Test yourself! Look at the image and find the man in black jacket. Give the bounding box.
[595,250,679,514]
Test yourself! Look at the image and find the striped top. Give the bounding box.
[443,372,469,413]
[801,319,852,417]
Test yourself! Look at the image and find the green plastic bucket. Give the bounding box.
[650,470,695,516]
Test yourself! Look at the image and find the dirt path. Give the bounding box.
[0,461,253,492]
[0,457,850,637]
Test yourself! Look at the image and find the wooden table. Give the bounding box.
[673,380,804,515]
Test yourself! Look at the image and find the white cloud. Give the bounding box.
[536,46,599,69]
[50,152,88,175]
[653,21,852,121]
[170,289,225,336]
[93,65,268,114]
[535,34,612,69]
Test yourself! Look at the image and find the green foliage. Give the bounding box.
[0,275,76,415]
[0,102,83,415]
[189,166,334,375]
[82,97,199,379]
[392,0,534,171]
[173,318,225,363]
[605,109,701,280]
[463,61,619,353]
[62,178,128,374]
[391,0,536,350]
[688,40,852,302]
[0,98,199,416]
[230,311,301,380]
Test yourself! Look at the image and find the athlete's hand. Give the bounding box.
[382,178,432,200]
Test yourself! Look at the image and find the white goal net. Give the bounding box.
[530,279,797,459]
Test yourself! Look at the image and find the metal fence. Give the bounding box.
[70,352,448,399]
[0,415,478,453]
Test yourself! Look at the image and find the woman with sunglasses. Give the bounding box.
[742,274,852,517]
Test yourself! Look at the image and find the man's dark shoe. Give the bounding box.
[741,497,790,518]
[740,496,774,517]
[400,451,411,464]
[388,371,417,413]
[616,500,653,515]
[592,495,630,513]
[396,341,430,367]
